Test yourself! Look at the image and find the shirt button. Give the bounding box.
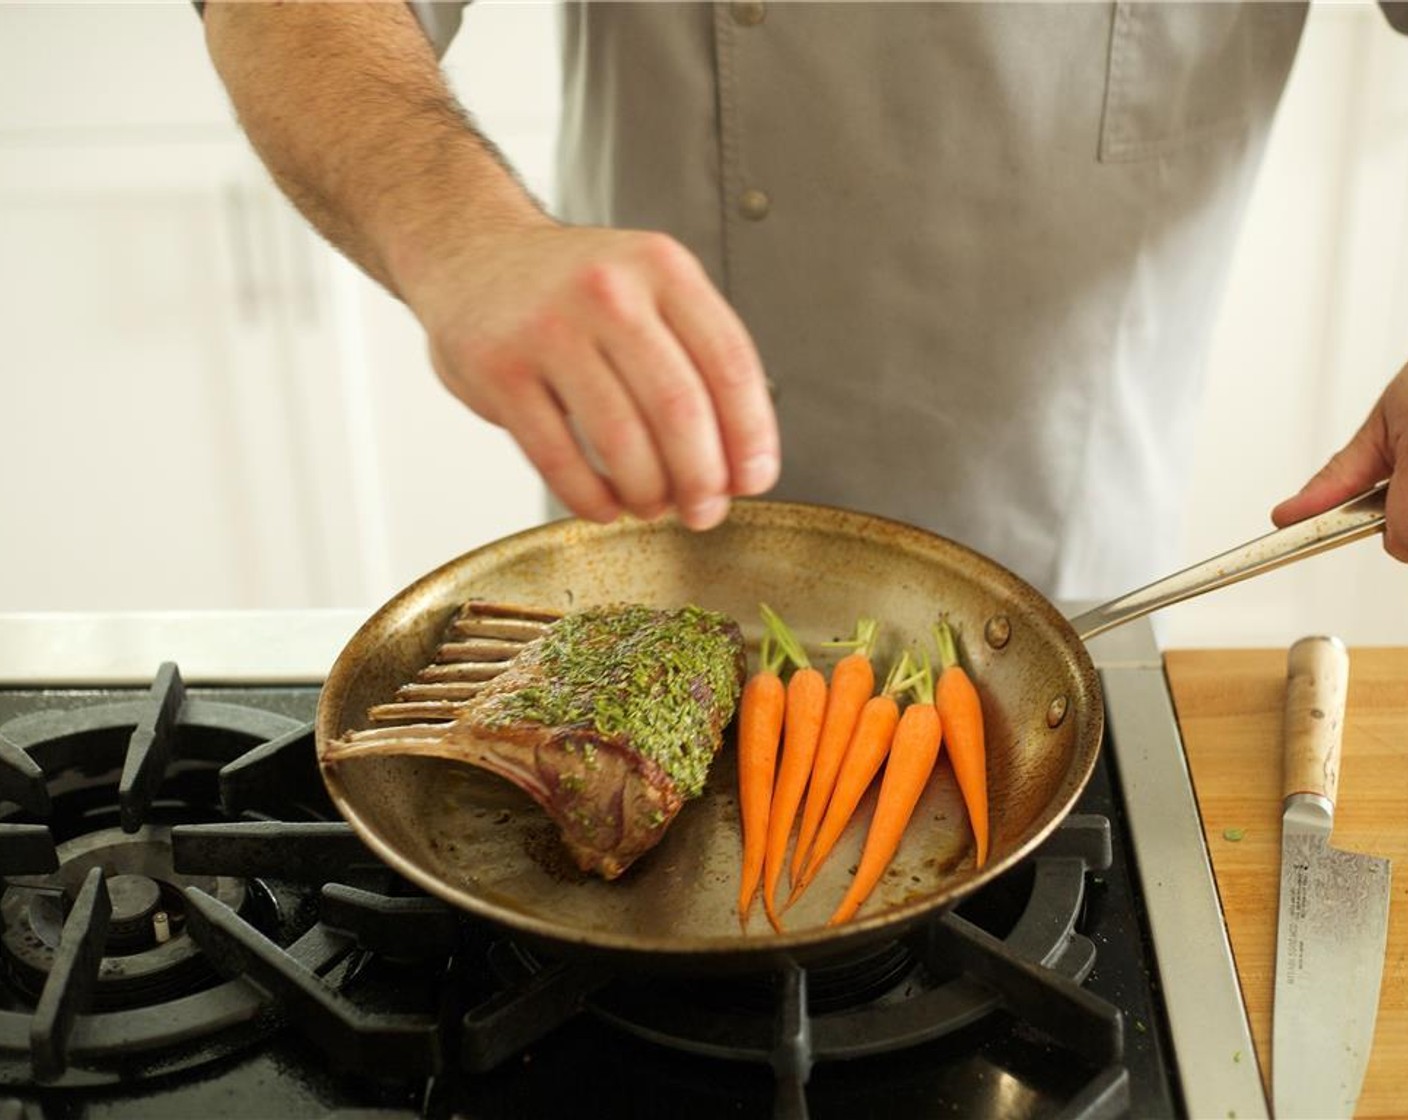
[731,1,766,26]
[738,188,771,220]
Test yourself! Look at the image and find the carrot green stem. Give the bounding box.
[934,618,962,671]
[821,618,879,659]
[758,630,788,678]
[906,650,935,706]
[759,603,811,671]
[880,651,915,698]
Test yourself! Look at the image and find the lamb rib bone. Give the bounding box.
[364,601,560,724]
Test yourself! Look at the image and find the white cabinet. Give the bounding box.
[0,1,549,612]
[0,134,364,609]
[0,5,356,609]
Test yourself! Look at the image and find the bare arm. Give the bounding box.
[204,2,779,529]
[204,2,535,294]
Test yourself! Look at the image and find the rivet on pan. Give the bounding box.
[1046,695,1069,728]
[984,615,1011,650]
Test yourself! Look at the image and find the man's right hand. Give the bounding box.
[204,2,776,529]
[405,221,779,530]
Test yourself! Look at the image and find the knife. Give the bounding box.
[1273,636,1392,1119]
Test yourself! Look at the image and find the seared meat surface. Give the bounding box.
[324,603,745,879]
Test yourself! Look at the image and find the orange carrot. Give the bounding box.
[758,605,826,932]
[790,653,913,901]
[935,619,989,868]
[736,624,788,928]
[828,664,942,925]
[789,619,879,887]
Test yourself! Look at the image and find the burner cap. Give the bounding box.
[105,873,164,952]
[1,825,246,1008]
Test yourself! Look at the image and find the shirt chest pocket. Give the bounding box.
[1098,1,1307,163]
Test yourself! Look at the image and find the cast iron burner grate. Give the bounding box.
[0,663,368,1087]
[1,663,1149,1119]
[454,815,1126,1120]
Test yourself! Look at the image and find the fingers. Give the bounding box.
[477,315,737,529]
[1387,471,1408,562]
[573,236,777,530]
[497,374,623,525]
[1271,413,1390,528]
[1271,397,1408,561]
[542,340,671,520]
[423,227,777,531]
[598,315,732,530]
[659,260,779,500]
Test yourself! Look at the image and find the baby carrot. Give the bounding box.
[828,662,942,925]
[791,653,913,901]
[789,619,878,887]
[736,625,788,928]
[935,619,989,868]
[758,605,826,933]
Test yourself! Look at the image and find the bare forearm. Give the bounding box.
[203,0,543,297]
[205,2,779,533]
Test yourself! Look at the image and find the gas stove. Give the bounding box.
[0,612,1266,1118]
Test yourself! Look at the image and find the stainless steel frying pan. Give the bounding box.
[314,484,1387,972]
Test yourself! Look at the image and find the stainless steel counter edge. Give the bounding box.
[1104,661,1269,1119]
[0,610,367,685]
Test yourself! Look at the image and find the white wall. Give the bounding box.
[0,1,553,613]
[1164,1,1408,647]
[0,1,1405,648]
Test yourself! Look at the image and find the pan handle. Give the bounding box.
[1067,482,1388,642]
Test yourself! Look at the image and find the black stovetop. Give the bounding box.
[0,670,1181,1119]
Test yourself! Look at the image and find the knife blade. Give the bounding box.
[1273,636,1392,1120]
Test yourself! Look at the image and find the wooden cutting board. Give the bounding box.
[1165,648,1408,1118]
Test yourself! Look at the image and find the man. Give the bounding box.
[201,1,1408,598]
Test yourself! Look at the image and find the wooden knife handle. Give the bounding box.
[1282,635,1350,805]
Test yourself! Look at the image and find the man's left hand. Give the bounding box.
[1272,360,1408,561]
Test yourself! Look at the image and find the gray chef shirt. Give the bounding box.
[413,1,1317,599]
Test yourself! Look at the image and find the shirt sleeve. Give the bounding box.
[406,1,472,58]
[189,0,472,58]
